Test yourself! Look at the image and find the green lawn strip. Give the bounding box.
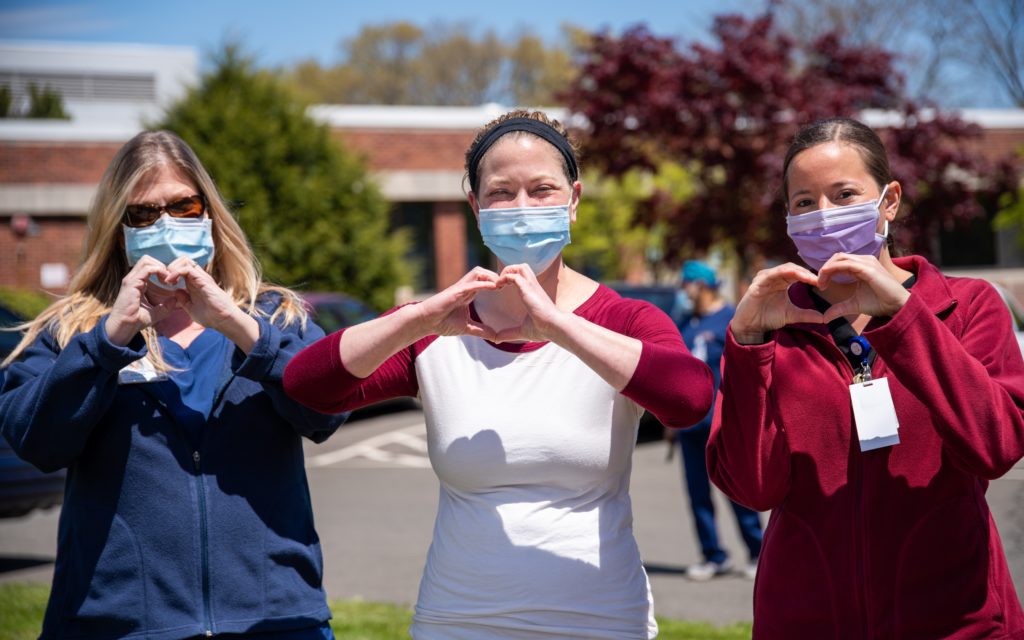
[0,583,51,640]
[0,583,752,639]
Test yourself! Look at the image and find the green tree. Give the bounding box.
[280,22,578,106]
[26,84,69,119]
[565,163,695,281]
[158,44,411,311]
[0,85,11,117]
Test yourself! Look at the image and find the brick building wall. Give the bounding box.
[0,141,122,291]
[1,112,1021,297]
[0,216,87,291]
[0,142,119,183]
[335,129,473,172]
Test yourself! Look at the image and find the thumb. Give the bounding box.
[822,300,856,323]
[493,326,523,344]
[789,307,826,325]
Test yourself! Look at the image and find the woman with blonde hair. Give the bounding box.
[1,130,345,639]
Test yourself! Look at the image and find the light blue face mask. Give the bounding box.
[123,215,215,290]
[478,195,572,275]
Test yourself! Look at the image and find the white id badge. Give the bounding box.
[118,357,169,384]
[849,377,900,452]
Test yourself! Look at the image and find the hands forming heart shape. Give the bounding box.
[423,264,564,343]
[731,254,911,344]
[105,254,242,346]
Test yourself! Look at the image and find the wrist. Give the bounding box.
[731,326,767,345]
[105,315,140,346]
[218,309,260,353]
[398,302,435,342]
[542,308,575,344]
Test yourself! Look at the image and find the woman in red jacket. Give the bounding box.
[707,116,1024,639]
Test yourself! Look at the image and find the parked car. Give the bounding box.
[604,282,691,326]
[0,302,66,519]
[301,291,379,335]
[603,282,692,443]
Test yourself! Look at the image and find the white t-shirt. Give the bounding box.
[282,285,714,639]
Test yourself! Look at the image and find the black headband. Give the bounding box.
[467,117,579,192]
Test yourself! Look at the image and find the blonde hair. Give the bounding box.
[3,130,307,369]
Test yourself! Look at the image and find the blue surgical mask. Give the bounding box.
[478,196,572,274]
[123,215,215,289]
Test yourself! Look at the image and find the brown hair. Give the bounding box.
[464,109,580,193]
[782,117,892,203]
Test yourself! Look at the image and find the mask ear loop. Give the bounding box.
[876,184,891,238]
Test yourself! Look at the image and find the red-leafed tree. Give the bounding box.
[562,13,1020,276]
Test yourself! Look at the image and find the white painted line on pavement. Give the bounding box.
[307,423,430,468]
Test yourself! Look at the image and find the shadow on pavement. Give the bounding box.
[643,562,688,575]
[0,555,53,574]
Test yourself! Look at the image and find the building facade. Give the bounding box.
[1,41,1023,304]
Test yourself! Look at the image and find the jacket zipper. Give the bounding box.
[196,372,235,637]
[193,374,234,637]
[809,331,872,636]
[193,450,214,637]
[139,350,238,637]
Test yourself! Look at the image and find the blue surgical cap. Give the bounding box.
[681,260,718,287]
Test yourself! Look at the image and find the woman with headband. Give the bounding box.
[284,109,714,639]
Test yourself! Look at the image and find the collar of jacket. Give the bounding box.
[785,255,958,335]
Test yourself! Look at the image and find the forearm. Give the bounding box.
[216,309,260,355]
[339,304,428,378]
[0,323,141,471]
[868,291,1024,478]
[547,311,641,390]
[707,330,791,511]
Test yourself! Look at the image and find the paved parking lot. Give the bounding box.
[3,407,1024,626]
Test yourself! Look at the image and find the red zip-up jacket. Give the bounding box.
[708,256,1024,639]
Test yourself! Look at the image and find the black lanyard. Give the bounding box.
[806,274,916,383]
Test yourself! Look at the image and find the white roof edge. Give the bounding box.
[860,108,1024,129]
[0,39,197,58]
[0,119,139,143]
[308,104,571,130]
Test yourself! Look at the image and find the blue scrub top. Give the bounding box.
[151,328,233,448]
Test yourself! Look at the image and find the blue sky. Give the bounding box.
[0,0,759,68]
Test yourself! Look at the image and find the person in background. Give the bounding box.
[672,260,762,581]
[283,109,714,639]
[0,130,345,639]
[707,117,1024,637]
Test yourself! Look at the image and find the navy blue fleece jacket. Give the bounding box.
[0,295,345,639]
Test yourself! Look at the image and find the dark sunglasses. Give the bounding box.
[123,194,206,228]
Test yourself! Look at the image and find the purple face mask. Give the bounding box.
[786,186,889,284]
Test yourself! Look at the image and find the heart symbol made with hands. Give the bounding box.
[429,265,559,343]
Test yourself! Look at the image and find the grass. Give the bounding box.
[0,583,752,639]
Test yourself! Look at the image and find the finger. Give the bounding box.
[499,263,538,281]
[789,307,827,325]
[495,271,522,289]
[817,254,874,289]
[126,258,169,285]
[462,267,501,284]
[449,279,498,306]
[493,326,523,344]
[165,258,202,282]
[173,289,192,308]
[822,301,858,323]
[763,263,819,288]
[463,319,496,341]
